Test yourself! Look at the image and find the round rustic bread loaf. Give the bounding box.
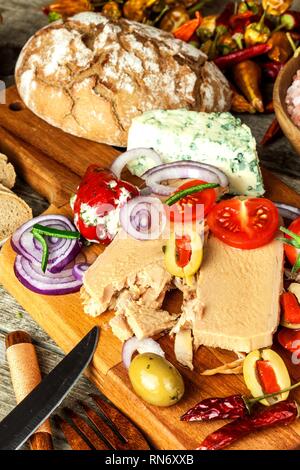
[15,12,232,147]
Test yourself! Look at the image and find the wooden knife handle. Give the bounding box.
[5,331,54,450]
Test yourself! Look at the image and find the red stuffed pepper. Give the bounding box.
[71,165,139,244]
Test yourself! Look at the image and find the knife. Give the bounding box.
[0,326,99,450]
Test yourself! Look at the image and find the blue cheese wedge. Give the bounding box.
[127,109,264,196]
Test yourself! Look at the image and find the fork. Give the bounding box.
[54,394,150,450]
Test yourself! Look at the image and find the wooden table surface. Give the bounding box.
[2,0,300,451]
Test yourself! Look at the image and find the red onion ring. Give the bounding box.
[11,215,81,274]
[142,161,227,196]
[110,148,162,179]
[119,196,166,240]
[72,263,90,282]
[14,255,83,295]
[122,336,165,369]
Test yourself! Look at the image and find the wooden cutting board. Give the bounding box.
[1,86,300,450]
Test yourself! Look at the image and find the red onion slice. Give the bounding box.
[275,203,300,221]
[72,263,90,282]
[142,161,228,188]
[119,196,166,240]
[11,215,81,274]
[122,336,165,369]
[110,148,162,179]
[14,255,83,295]
[142,161,226,196]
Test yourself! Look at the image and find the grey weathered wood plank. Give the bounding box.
[0,329,105,450]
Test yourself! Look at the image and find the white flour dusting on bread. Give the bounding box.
[15,12,232,147]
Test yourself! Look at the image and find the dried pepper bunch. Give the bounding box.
[42,0,300,144]
[42,0,208,25]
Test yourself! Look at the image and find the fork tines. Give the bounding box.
[55,395,150,451]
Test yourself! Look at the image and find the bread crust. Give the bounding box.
[15,12,232,147]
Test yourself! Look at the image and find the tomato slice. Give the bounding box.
[207,198,279,249]
[176,235,192,268]
[283,218,300,271]
[278,328,300,353]
[256,360,281,394]
[168,180,217,223]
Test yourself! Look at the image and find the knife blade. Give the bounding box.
[0,326,99,450]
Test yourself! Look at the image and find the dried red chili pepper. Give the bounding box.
[197,399,299,450]
[216,2,235,35]
[262,61,284,81]
[265,100,274,113]
[261,118,282,145]
[214,43,272,69]
[181,395,248,422]
[182,378,300,423]
[229,11,256,30]
[289,32,300,43]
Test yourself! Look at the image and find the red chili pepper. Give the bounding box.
[197,400,299,450]
[260,118,282,145]
[173,11,202,42]
[216,2,235,34]
[214,43,272,69]
[262,61,283,81]
[229,11,257,30]
[265,100,274,113]
[290,32,300,42]
[181,395,249,422]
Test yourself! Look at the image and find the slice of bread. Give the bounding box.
[0,153,16,189]
[0,192,32,241]
[0,183,13,195]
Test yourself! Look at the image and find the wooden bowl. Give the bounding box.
[274,55,300,156]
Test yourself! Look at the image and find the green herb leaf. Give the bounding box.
[32,223,80,240]
[279,226,300,248]
[165,183,219,207]
[48,11,62,23]
[292,253,300,274]
[31,230,49,273]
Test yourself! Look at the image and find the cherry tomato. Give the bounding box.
[278,328,300,353]
[207,197,279,249]
[168,180,217,223]
[283,218,300,271]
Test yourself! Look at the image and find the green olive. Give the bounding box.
[129,353,185,407]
